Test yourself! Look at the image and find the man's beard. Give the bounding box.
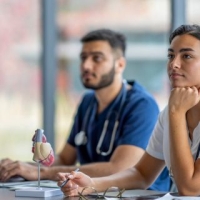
[81,65,115,90]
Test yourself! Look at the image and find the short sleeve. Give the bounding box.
[116,95,159,150]
[146,109,166,160]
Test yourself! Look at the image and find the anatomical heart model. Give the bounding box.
[15,129,61,197]
[32,129,54,166]
[32,129,54,187]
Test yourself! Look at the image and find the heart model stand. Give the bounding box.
[15,129,63,198]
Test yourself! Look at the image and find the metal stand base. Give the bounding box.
[15,187,63,198]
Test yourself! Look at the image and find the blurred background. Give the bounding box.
[0,0,199,161]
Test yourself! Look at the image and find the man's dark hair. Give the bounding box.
[81,29,126,56]
[169,24,200,44]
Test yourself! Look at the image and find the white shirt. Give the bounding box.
[146,106,200,171]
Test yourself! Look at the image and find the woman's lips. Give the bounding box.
[170,72,183,79]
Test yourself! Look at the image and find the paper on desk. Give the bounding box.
[155,193,200,200]
[0,181,37,188]
[9,181,58,190]
[0,180,58,190]
[40,181,58,188]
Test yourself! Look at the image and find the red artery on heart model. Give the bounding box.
[32,129,54,167]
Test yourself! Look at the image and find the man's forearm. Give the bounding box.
[77,162,122,177]
[40,165,78,180]
[41,161,127,180]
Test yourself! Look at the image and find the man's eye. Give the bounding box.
[183,54,191,59]
[80,56,86,61]
[93,56,103,62]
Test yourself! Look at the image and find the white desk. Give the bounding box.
[0,186,166,200]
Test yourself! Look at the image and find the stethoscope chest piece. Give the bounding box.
[75,131,87,146]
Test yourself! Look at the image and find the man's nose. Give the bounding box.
[81,57,93,70]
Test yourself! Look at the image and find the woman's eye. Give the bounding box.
[167,54,174,59]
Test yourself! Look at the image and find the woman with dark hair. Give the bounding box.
[57,24,200,196]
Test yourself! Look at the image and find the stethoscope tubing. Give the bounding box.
[96,82,127,156]
[76,81,127,156]
[96,119,119,156]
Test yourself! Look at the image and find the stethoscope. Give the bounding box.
[74,81,127,156]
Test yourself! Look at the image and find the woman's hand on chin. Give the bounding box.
[169,86,200,114]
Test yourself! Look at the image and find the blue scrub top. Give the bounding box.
[68,81,171,192]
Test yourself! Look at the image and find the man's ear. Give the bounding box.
[115,56,126,73]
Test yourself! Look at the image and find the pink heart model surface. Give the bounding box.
[32,129,55,167]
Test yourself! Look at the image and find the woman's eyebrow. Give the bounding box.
[179,48,194,52]
[167,48,194,52]
[168,48,173,52]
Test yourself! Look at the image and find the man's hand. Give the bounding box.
[0,158,39,182]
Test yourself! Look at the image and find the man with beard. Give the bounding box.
[0,29,171,191]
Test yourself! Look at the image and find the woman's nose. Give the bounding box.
[170,56,181,69]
